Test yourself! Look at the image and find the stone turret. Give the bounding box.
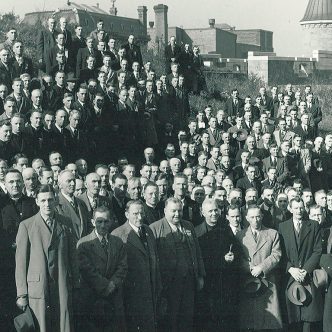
[301,0,332,55]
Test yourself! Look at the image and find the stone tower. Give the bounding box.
[301,0,332,55]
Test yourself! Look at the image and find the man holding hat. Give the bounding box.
[236,205,283,330]
[278,197,323,331]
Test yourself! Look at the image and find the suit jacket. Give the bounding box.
[206,157,220,171]
[72,101,93,131]
[164,44,182,66]
[36,28,57,63]
[236,176,261,196]
[224,97,245,118]
[112,221,161,331]
[262,156,289,183]
[122,43,143,68]
[0,61,14,91]
[207,127,223,146]
[8,93,30,115]
[293,125,315,141]
[273,129,295,146]
[78,192,113,229]
[45,45,68,74]
[15,212,77,332]
[11,56,33,78]
[77,231,127,323]
[76,47,97,77]
[150,217,205,289]
[278,219,323,323]
[56,193,89,241]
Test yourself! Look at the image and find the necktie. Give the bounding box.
[253,230,259,242]
[73,129,78,138]
[138,226,148,246]
[295,221,302,235]
[101,236,108,253]
[91,198,97,210]
[176,226,185,242]
[71,199,79,215]
[46,218,53,231]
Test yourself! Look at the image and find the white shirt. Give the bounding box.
[61,191,75,205]
[230,224,241,235]
[129,221,140,235]
[0,181,7,193]
[95,230,108,244]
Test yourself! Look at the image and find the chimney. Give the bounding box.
[96,3,99,8]
[209,19,215,28]
[149,21,154,28]
[109,0,117,16]
[137,6,148,32]
[154,4,168,46]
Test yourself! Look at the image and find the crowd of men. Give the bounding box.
[0,14,332,332]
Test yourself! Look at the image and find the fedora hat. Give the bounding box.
[235,129,248,142]
[313,269,328,289]
[243,276,269,297]
[320,254,332,278]
[14,306,35,332]
[287,280,312,306]
[66,72,78,83]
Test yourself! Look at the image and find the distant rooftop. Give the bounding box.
[215,23,235,31]
[67,2,109,14]
[301,0,332,23]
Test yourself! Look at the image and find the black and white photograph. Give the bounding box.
[0,0,332,331]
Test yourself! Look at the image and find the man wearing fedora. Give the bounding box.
[236,205,283,331]
[15,185,78,332]
[278,197,323,332]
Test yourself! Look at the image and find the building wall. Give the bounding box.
[232,29,273,52]
[236,44,261,58]
[215,29,236,57]
[182,28,217,54]
[302,23,332,56]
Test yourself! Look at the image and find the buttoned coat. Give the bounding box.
[236,226,283,330]
[77,231,127,326]
[149,218,205,292]
[15,212,77,332]
[112,221,161,332]
[278,219,323,323]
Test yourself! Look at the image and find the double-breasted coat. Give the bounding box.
[278,219,323,324]
[15,212,77,332]
[236,226,283,330]
[77,231,127,329]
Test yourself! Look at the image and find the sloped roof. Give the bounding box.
[301,0,332,23]
[68,2,109,14]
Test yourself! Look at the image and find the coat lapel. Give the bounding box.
[253,227,268,255]
[298,221,311,252]
[124,221,147,256]
[161,218,176,256]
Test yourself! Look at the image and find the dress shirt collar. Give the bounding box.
[230,223,241,235]
[95,230,108,243]
[128,221,140,234]
[55,123,63,132]
[61,191,74,204]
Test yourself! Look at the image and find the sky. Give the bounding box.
[1,0,309,57]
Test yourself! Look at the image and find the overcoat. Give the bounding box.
[112,221,161,332]
[77,231,127,328]
[236,226,283,330]
[15,212,77,332]
[278,219,323,323]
